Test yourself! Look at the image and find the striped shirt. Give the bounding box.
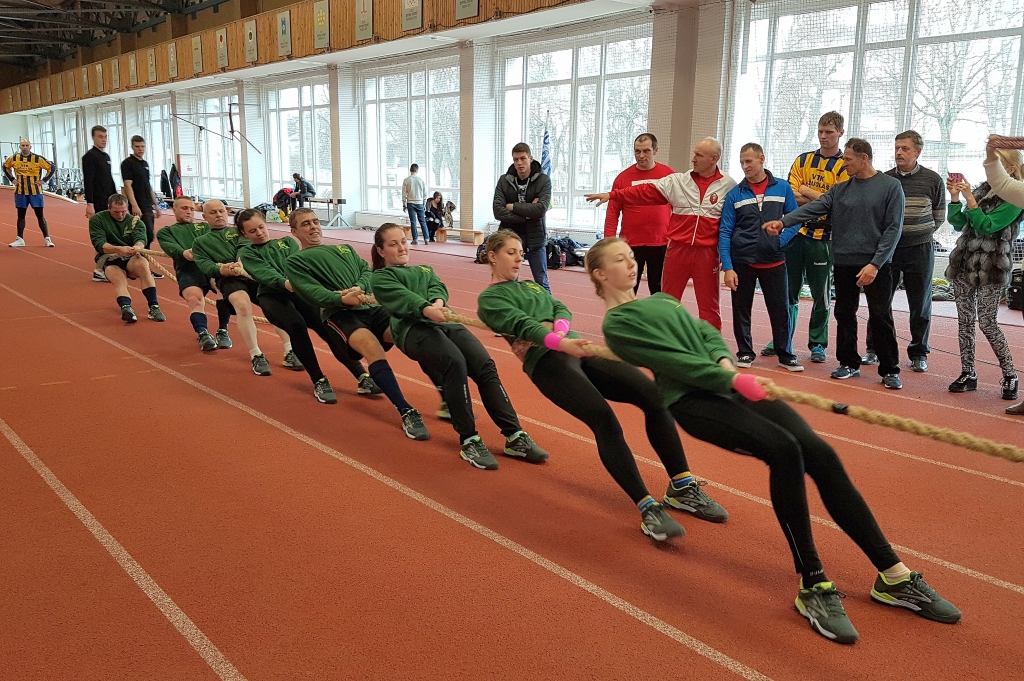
[788,150,849,241]
[884,164,946,248]
[3,153,54,196]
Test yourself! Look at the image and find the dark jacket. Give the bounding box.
[425,200,444,236]
[718,171,799,270]
[294,178,315,196]
[493,160,551,250]
[82,146,116,208]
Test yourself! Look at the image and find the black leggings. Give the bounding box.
[670,392,900,583]
[531,352,690,504]
[402,323,521,440]
[257,290,364,384]
[16,205,48,239]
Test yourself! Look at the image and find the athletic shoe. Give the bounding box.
[870,572,962,624]
[283,350,304,371]
[1006,401,1024,415]
[831,366,860,380]
[44,237,55,248]
[92,269,108,282]
[8,237,25,248]
[795,582,859,644]
[882,374,903,390]
[503,430,549,463]
[911,357,928,373]
[1001,374,1019,401]
[216,329,232,349]
[460,435,499,470]
[411,240,419,245]
[152,272,164,279]
[735,353,756,368]
[780,357,805,372]
[663,480,729,523]
[640,503,685,541]
[147,305,166,322]
[436,401,451,419]
[760,344,777,357]
[810,344,827,363]
[948,371,977,393]
[861,351,879,365]
[120,304,137,323]
[198,331,218,352]
[357,373,382,395]
[401,408,430,441]
[313,377,338,404]
[252,353,272,376]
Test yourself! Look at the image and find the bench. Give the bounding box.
[306,197,348,228]
[436,227,484,245]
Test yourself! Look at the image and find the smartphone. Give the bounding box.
[948,172,964,183]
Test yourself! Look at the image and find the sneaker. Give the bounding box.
[436,401,451,419]
[357,373,382,395]
[147,305,166,322]
[8,237,25,248]
[411,240,419,245]
[401,408,430,441]
[120,304,137,323]
[948,371,977,393]
[1006,401,1024,415]
[1001,374,1019,401]
[810,344,827,363]
[640,503,685,541]
[780,357,805,372]
[252,353,272,376]
[216,328,232,349]
[831,366,860,380]
[795,582,859,644]
[870,572,962,624]
[460,435,499,470]
[283,350,304,371]
[910,357,928,373]
[44,237,55,247]
[152,272,164,279]
[313,377,338,404]
[882,374,903,390]
[760,344,777,357]
[92,269,108,282]
[503,430,549,463]
[663,480,729,523]
[198,331,218,352]
[735,353,756,368]
[861,351,879,365]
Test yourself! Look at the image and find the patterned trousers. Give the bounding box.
[952,281,1016,376]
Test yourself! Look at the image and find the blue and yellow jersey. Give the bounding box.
[788,151,849,240]
[3,153,54,196]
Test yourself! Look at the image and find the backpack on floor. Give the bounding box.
[1008,268,1024,311]
[555,236,583,266]
[546,239,564,269]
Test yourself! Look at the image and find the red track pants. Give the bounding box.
[662,241,722,330]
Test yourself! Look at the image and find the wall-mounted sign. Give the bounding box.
[314,1,330,49]
[355,0,372,42]
[277,11,292,56]
[56,75,64,100]
[178,154,199,177]
[111,58,120,89]
[67,73,75,98]
[43,79,50,103]
[216,28,228,68]
[128,53,138,86]
[81,67,89,95]
[401,0,422,31]
[244,20,257,62]
[192,35,203,73]
[147,48,157,82]
[32,81,40,104]
[95,63,103,91]
[455,0,479,20]
[168,42,178,78]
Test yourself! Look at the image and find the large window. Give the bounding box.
[97,105,124,187]
[362,56,460,212]
[31,114,56,166]
[499,24,652,228]
[194,93,243,200]
[268,80,332,196]
[141,101,174,187]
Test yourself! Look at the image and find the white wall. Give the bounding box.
[0,113,29,153]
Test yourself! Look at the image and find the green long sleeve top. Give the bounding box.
[370,264,455,350]
[601,293,735,407]
[947,200,1023,235]
[284,244,372,317]
[89,211,145,255]
[192,227,250,278]
[155,221,211,270]
[477,280,577,377]
[239,237,299,294]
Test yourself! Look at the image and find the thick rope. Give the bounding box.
[987,136,1024,149]
[142,251,270,325]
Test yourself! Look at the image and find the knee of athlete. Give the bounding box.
[759,433,805,473]
[231,295,252,316]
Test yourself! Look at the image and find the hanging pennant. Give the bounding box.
[355,0,372,41]
[169,42,178,78]
[81,67,89,95]
[314,1,329,49]
[277,11,292,57]
[95,63,104,91]
[216,28,228,68]
[111,58,120,89]
[192,35,203,74]
[245,20,258,62]
[128,53,138,86]
[147,48,157,82]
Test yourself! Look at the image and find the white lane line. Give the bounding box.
[0,282,773,681]
[0,416,248,681]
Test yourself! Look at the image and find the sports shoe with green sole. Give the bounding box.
[795,582,859,644]
[198,331,218,352]
[503,431,549,463]
[460,435,499,470]
[252,353,272,376]
[147,305,166,322]
[216,328,232,349]
[640,503,684,541]
[401,408,430,441]
[436,401,451,419]
[357,373,382,395]
[283,350,304,371]
[121,305,137,323]
[313,377,338,404]
[870,572,962,623]
[663,480,729,522]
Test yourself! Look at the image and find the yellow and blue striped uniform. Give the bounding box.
[788,151,849,241]
[3,153,54,196]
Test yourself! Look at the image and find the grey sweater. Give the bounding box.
[781,172,905,267]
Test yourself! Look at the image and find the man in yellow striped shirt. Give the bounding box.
[4,139,55,248]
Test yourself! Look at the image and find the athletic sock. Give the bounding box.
[116,295,132,308]
[368,359,413,414]
[190,312,208,334]
[670,471,694,490]
[461,434,480,445]
[880,563,912,584]
[216,299,232,329]
[283,341,293,353]
[637,495,657,513]
[142,286,159,307]
[248,347,263,359]
[801,568,829,589]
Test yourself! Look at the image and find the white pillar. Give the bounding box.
[336,64,362,226]
[464,39,496,233]
[238,79,268,207]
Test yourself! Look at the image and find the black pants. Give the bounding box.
[670,392,900,582]
[139,203,155,248]
[866,242,933,360]
[291,192,315,209]
[15,206,48,238]
[531,352,689,503]
[257,290,364,384]
[632,245,667,295]
[834,262,899,376]
[401,324,520,441]
[732,262,793,361]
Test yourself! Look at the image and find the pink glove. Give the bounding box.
[733,373,767,401]
[553,318,571,335]
[543,332,563,351]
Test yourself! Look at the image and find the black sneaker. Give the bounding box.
[120,304,137,323]
[503,431,549,463]
[663,480,729,523]
[216,328,232,349]
[882,374,902,390]
[1001,374,1019,401]
[357,373,382,395]
[911,357,928,373]
[809,344,827,363]
[760,344,777,357]
[152,272,164,279]
[252,353,272,376]
[948,371,977,393]
[147,305,166,322]
[870,572,962,624]
[640,503,685,541]
[313,377,338,404]
[401,408,430,440]
[735,353,756,368]
[283,350,304,371]
[831,365,860,380]
[780,357,805,372]
[862,351,879,365]
[795,582,859,644]
[198,331,218,352]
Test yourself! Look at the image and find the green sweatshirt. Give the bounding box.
[155,221,211,270]
[602,293,735,406]
[947,200,1022,236]
[88,210,145,256]
[284,244,372,317]
[192,227,250,278]
[477,280,577,377]
[239,237,299,294]
[370,264,454,350]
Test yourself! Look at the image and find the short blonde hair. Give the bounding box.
[584,237,626,298]
[996,148,1024,181]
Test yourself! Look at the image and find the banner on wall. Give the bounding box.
[81,67,89,95]
[355,0,372,41]
[216,28,228,68]
[245,20,258,62]
[192,35,203,73]
[128,53,138,86]
[455,0,479,20]
[111,58,120,89]
[147,49,157,82]
[43,79,50,103]
[95,63,103,91]
[168,42,178,78]
[32,81,40,105]
[401,0,422,31]
[67,73,75,99]
[278,11,292,56]
[56,74,64,100]
[314,0,329,49]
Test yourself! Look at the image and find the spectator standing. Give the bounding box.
[83,125,117,282]
[603,132,675,294]
[765,138,906,389]
[3,138,54,248]
[719,143,803,371]
[492,143,552,292]
[120,135,161,250]
[402,163,428,245]
[292,173,316,208]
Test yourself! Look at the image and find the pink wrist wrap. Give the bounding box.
[733,373,767,401]
[553,318,571,335]
[543,333,563,351]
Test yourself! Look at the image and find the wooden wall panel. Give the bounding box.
[176,37,196,80]
[41,78,52,106]
[30,81,41,109]
[20,83,31,109]
[228,20,247,69]
[1,89,11,114]
[201,29,219,72]
[329,0,355,50]
[289,2,316,57]
[256,12,278,64]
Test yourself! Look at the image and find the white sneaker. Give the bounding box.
[8,237,25,248]
[44,237,54,248]
[92,269,108,282]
